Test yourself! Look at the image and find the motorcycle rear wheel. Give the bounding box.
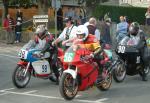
[12,65,31,88]
[96,73,112,91]
[113,61,126,83]
[59,73,78,100]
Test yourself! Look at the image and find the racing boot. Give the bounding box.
[142,70,148,81]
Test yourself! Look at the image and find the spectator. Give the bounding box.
[15,9,23,43]
[100,19,112,45]
[84,17,100,41]
[116,16,129,42]
[104,12,111,23]
[64,7,75,18]
[3,14,15,44]
[57,7,63,31]
[79,8,86,24]
[74,9,80,26]
[145,6,150,25]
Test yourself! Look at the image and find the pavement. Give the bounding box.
[0,40,27,54]
[0,40,26,47]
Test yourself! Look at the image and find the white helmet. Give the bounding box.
[76,25,89,41]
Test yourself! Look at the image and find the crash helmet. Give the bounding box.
[129,22,140,36]
[35,24,47,39]
[76,25,89,41]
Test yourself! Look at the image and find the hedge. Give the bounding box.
[92,5,147,24]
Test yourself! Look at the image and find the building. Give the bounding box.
[103,0,150,7]
[120,0,150,7]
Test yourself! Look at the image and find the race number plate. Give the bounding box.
[18,49,28,59]
[117,45,126,53]
[64,53,75,62]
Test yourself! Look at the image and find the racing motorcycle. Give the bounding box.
[12,41,64,88]
[113,36,150,82]
[59,45,113,100]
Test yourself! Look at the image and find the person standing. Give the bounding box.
[145,6,150,25]
[116,16,128,42]
[84,17,100,41]
[100,19,112,45]
[3,14,15,44]
[15,9,23,43]
[64,7,75,18]
[57,8,63,31]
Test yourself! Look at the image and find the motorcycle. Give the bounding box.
[59,45,113,100]
[12,42,64,88]
[113,37,150,82]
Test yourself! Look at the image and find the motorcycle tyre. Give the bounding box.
[96,73,112,91]
[12,65,31,88]
[113,61,126,83]
[59,73,78,100]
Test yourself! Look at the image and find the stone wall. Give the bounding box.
[0,24,150,43]
[0,30,34,43]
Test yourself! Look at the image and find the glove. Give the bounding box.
[62,41,67,46]
[90,53,94,58]
[52,41,55,46]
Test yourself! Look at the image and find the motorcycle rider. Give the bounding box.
[64,25,104,73]
[120,22,148,81]
[52,16,77,50]
[24,24,60,84]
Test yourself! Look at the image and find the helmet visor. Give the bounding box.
[76,33,85,39]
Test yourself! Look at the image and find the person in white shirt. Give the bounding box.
[53,17,77,50]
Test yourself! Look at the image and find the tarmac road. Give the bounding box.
[0,42,150,103]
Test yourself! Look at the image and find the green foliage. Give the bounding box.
[92,5,147,24]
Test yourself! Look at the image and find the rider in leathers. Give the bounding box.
[120,22,148,81]
[64,25,104,73]
[24,24,60,84]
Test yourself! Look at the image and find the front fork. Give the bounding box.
[63,67,78,88]
[23,62,30,77]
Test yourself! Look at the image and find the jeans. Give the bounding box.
[6,31,15,44]
[15,32,21,42]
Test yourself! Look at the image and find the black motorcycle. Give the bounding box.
[113,43,149,82]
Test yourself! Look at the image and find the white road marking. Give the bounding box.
[95,98,108,102]
[23,90,37,94]
[0,54,17,58]
[1,90,106,103]
[0,88,14,92]
[0,92,9,96]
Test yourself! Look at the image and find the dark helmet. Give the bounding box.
[129,22,140,36]
[35,24,47,39]
[63,16,74,24]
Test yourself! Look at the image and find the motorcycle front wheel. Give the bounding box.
[113,61,126,83]
[12,65,31,88]
[59,73,78,100]
[96,73,112,91]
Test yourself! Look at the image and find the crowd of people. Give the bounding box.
[3,8,23,44]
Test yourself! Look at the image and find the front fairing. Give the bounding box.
[63,46,92,64]
[18,48,41,62]
[117,36,139,53]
